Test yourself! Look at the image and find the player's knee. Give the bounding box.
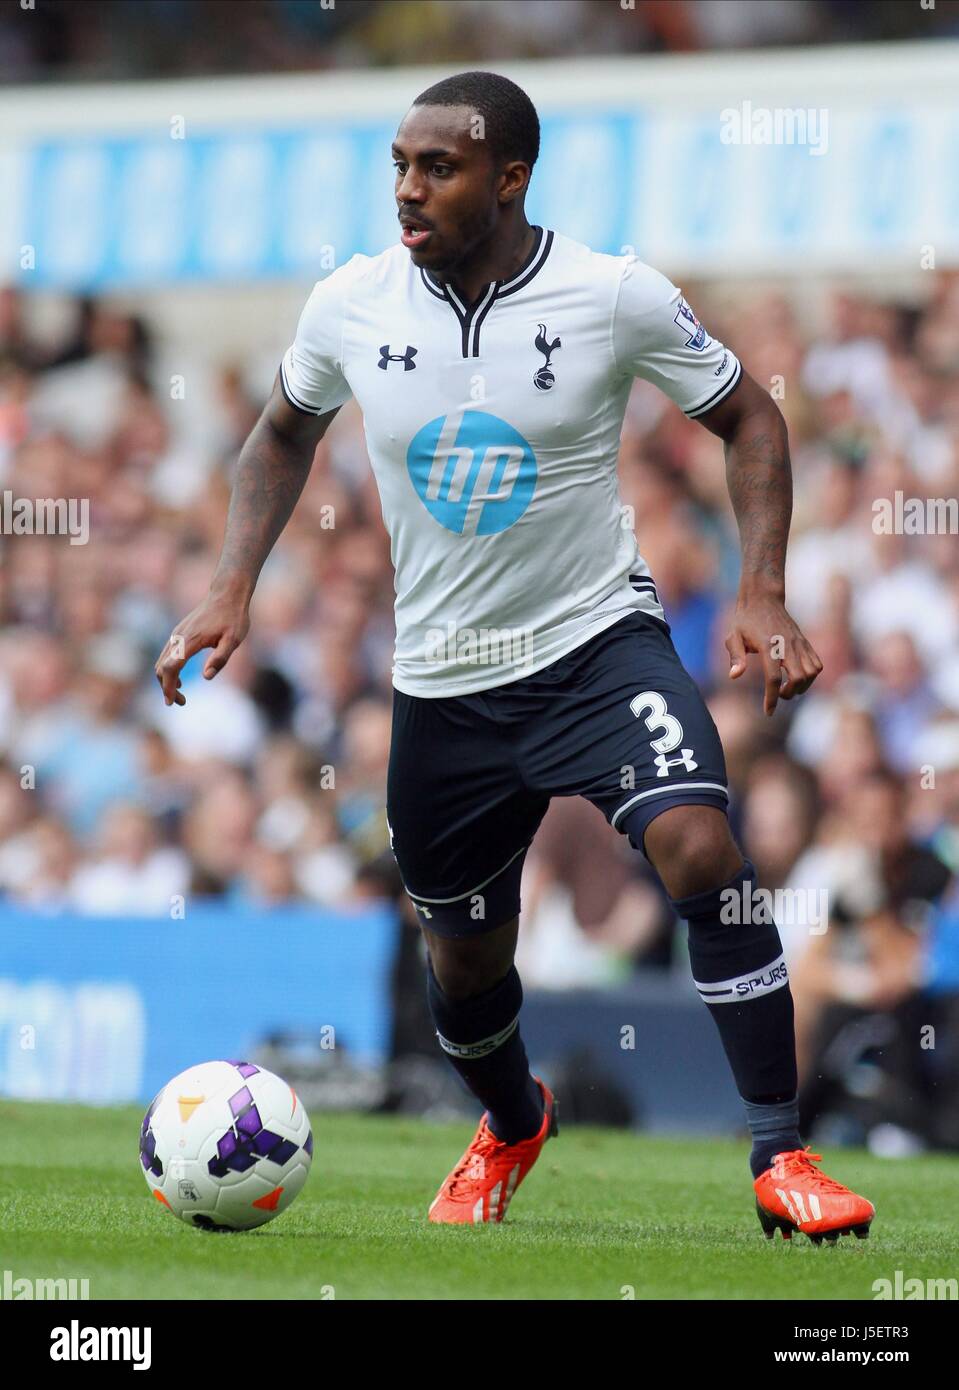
[430,956,494,1001]
[426,918,518,1000]
[645,805,743,899]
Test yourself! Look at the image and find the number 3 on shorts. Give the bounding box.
[630,689,698,778]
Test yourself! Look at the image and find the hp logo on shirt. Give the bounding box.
[407,410,537,535]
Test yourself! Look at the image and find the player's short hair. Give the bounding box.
[412,70,540,175]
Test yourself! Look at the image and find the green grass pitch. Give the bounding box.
[1,1101,956,1301]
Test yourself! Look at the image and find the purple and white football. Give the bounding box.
[140,1060,313,1230]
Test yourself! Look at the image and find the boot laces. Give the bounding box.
[775,1147,851,1193]
[445,1126,501,1200]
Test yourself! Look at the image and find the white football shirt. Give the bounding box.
[281,227,741,696]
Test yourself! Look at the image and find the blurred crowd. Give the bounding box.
[2,266,959,1143]
[520,275,959,1145]
[2,0,957,83]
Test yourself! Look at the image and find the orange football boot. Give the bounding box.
[754,1147,875,1244]
[428,1078,558,1224]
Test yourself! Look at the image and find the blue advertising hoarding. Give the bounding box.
[10,98,959,288]
[0,902,399,1104]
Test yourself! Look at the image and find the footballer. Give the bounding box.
[156,71,875,1243]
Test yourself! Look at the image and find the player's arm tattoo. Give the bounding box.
[697,370,791,598]
[210,384,336,600]
[723,409,791,598]
[212,415,313,598]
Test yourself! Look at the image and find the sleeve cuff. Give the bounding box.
[684,358,743,419]
[279,355,324,416]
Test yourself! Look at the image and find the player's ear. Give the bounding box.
[497,161,529,203]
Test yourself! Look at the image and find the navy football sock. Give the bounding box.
[669,858,801,1173]
[743,1096,803,1178]
[426,962,544,1145]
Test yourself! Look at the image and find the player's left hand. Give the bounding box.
[725,594,823,717]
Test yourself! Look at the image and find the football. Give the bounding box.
[139,1060,313,1231]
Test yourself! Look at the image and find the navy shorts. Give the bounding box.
[386,611,728,937]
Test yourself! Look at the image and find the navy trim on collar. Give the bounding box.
[417,226,554,358]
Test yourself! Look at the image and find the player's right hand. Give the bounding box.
[154,595,251,707]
